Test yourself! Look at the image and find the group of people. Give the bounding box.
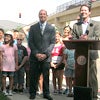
[50,26,75,97]
[28,4,100,100]
[0,28,29,96]
[0,3,100,100]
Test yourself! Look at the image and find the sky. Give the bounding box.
[0,0,72,25]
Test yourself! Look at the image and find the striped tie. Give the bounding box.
[40,24,44,35]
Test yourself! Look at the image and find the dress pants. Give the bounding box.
[29,61,50,96]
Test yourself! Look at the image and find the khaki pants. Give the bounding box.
[89,60,98,97]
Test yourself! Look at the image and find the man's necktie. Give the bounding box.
[40,24,44,35]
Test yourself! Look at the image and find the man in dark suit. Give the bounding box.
[72,4,100,98]
[28,9,55,100]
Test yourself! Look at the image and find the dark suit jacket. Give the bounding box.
[28,22,55,62]
[72,19,100,60]
[73,19,100,40]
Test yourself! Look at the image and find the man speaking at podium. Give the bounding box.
[72,4,100,98]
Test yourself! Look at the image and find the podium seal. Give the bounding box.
[77,55,86,65]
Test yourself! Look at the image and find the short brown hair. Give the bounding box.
[80,4,91,12]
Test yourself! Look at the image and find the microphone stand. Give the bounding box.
[67,25,79,39]
[79,14,83,25]
[70,13,84,39]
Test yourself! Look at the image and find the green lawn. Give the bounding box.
[0,92,11,100]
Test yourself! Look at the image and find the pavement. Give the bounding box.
[6,89,100,100]
[7,91,73,100]
[7,71,73,100]
[6,84,72,100]
[6,69,100,100]
[7,83,100,100]
[6,56,100,100]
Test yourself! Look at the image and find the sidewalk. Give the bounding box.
[7,88,100,100]
[7,70,73,100]
[7,81,73,100]
[7,92,73,100]
[7,67,100,100]
[7,85,100,100]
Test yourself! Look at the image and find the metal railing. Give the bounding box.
[49,0,97,16]
[56,0,88,13]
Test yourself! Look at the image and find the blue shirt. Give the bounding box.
[64,48,75,69]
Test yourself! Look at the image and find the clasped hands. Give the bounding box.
[36,53,47,61]
[50,63,58,69]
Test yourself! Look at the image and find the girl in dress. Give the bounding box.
[63,46,75,97]
[0,32,18,96]
[62,25,74,96]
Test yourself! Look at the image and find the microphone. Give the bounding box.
[85,30,89,35]
[67,25,79,39]
[85,23,93,35]
[79,13,83,24]
[90,23,93,27]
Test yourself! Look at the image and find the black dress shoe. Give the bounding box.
[29,95,36,99]
[43,95,53,100]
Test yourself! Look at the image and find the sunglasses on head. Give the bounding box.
[17,39,22,41]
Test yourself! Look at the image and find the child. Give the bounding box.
[62,25,72,40]
[62,25,73,95]
[13,33,28,94]
[63,46,75,97]
[51,32,65,94]
[0,32,18,96]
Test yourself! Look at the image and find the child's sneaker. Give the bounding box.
[37,91,43,95]
[9,90,13,96]
[19,89,23,94]
[3,90,8,96]
[58,89,63,94]
[63,88,69,94]
[13,88,18,93]
[53,89,58,94]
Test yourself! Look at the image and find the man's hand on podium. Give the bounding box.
[79,34,88,40]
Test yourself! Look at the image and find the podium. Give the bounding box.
[63,40,100,87]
